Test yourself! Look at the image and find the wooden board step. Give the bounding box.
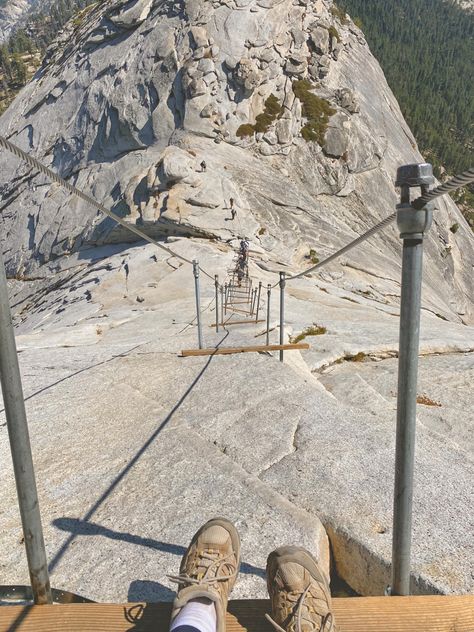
[180,343,309,356]
[0,596,472,632]
[208,320,265,327]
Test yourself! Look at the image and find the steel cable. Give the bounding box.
[412,167,474,209]
[273,166,473,286]
[271,212,397,287]
[3,135,471,290]
[0,135,218,283]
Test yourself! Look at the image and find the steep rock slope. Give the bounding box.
[0,0,38,41]
[0,0,473,597]
[0,0,472,323]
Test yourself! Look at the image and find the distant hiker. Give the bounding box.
[239,239,249,259]
[200,160,207,172]
[229,197,236,220]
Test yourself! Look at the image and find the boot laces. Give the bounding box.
[265,584,334,632]
[168,549,237,587]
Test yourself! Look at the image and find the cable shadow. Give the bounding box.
[0,343,144,416]
[52,517,265,581]
[48,330,230,574]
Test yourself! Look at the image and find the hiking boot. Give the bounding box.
[169,518,241,632]
[266,546,336,632]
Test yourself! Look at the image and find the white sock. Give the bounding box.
[170,598,217,632]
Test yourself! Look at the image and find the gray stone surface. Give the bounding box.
[0,0,472,328]
[0,0,473,604]
[0,240,473,600]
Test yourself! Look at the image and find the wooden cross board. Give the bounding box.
[180,343,310,356]
[0,596,472,632]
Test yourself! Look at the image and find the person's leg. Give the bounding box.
[265,546,336,632]
[168,518,240,632]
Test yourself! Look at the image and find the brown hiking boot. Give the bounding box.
[169,518,241,632]
[266,546,336,632]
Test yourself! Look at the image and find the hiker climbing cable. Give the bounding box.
[168,518,335,632]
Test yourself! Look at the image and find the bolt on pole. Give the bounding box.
[0,248,52,604]
[255,282,262,323]
[279,272,286,362]
[192,260,203,349]
[214,275,219,333]
[266,284,271,346]
[391,163,434,596]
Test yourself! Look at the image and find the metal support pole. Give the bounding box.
[255,282,262,323]
[220,285,224,326]
[214,275,219,333]
[0,249,52,604]
[391,163,434,596]
[279,272,286,362]
[266,284,271,346]
[251,288,257,315]
[192,260,203,349]
[224,283,228,315]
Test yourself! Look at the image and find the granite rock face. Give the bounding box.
[0,0,472,326]
[0,239,473,600]
[0,0,38,42]
[0,0,473,600]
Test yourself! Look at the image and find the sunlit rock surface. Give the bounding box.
[0,0,473,600]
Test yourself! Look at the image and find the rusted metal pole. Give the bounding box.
[0,248,52,604]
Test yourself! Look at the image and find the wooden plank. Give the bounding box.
[208,320,265,327]
[226,307,252,314]
[0,596,472,632]
[180,343,310,356]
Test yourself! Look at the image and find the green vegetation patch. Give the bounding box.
[307,248,319,264]
[0,0,97,114]
[236,124,255,139]
[293,80,336,145]
[330,4,348,23]
[328,25,341,43]
[236,94,282,139]
[290,324,327,344]
[339,0,474,231]
[346,352,367,362]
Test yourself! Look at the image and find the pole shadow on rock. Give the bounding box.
[52,517,265,580]
[128,580,175,602]
[48,331,231,574]
[0,344,144,416]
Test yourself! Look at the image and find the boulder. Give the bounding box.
[324,113,350,158]
[159,147,195,185]
[310,26,329,54]
[190,26,209,48]
[338,88,360,113]
[234,58,261,95]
